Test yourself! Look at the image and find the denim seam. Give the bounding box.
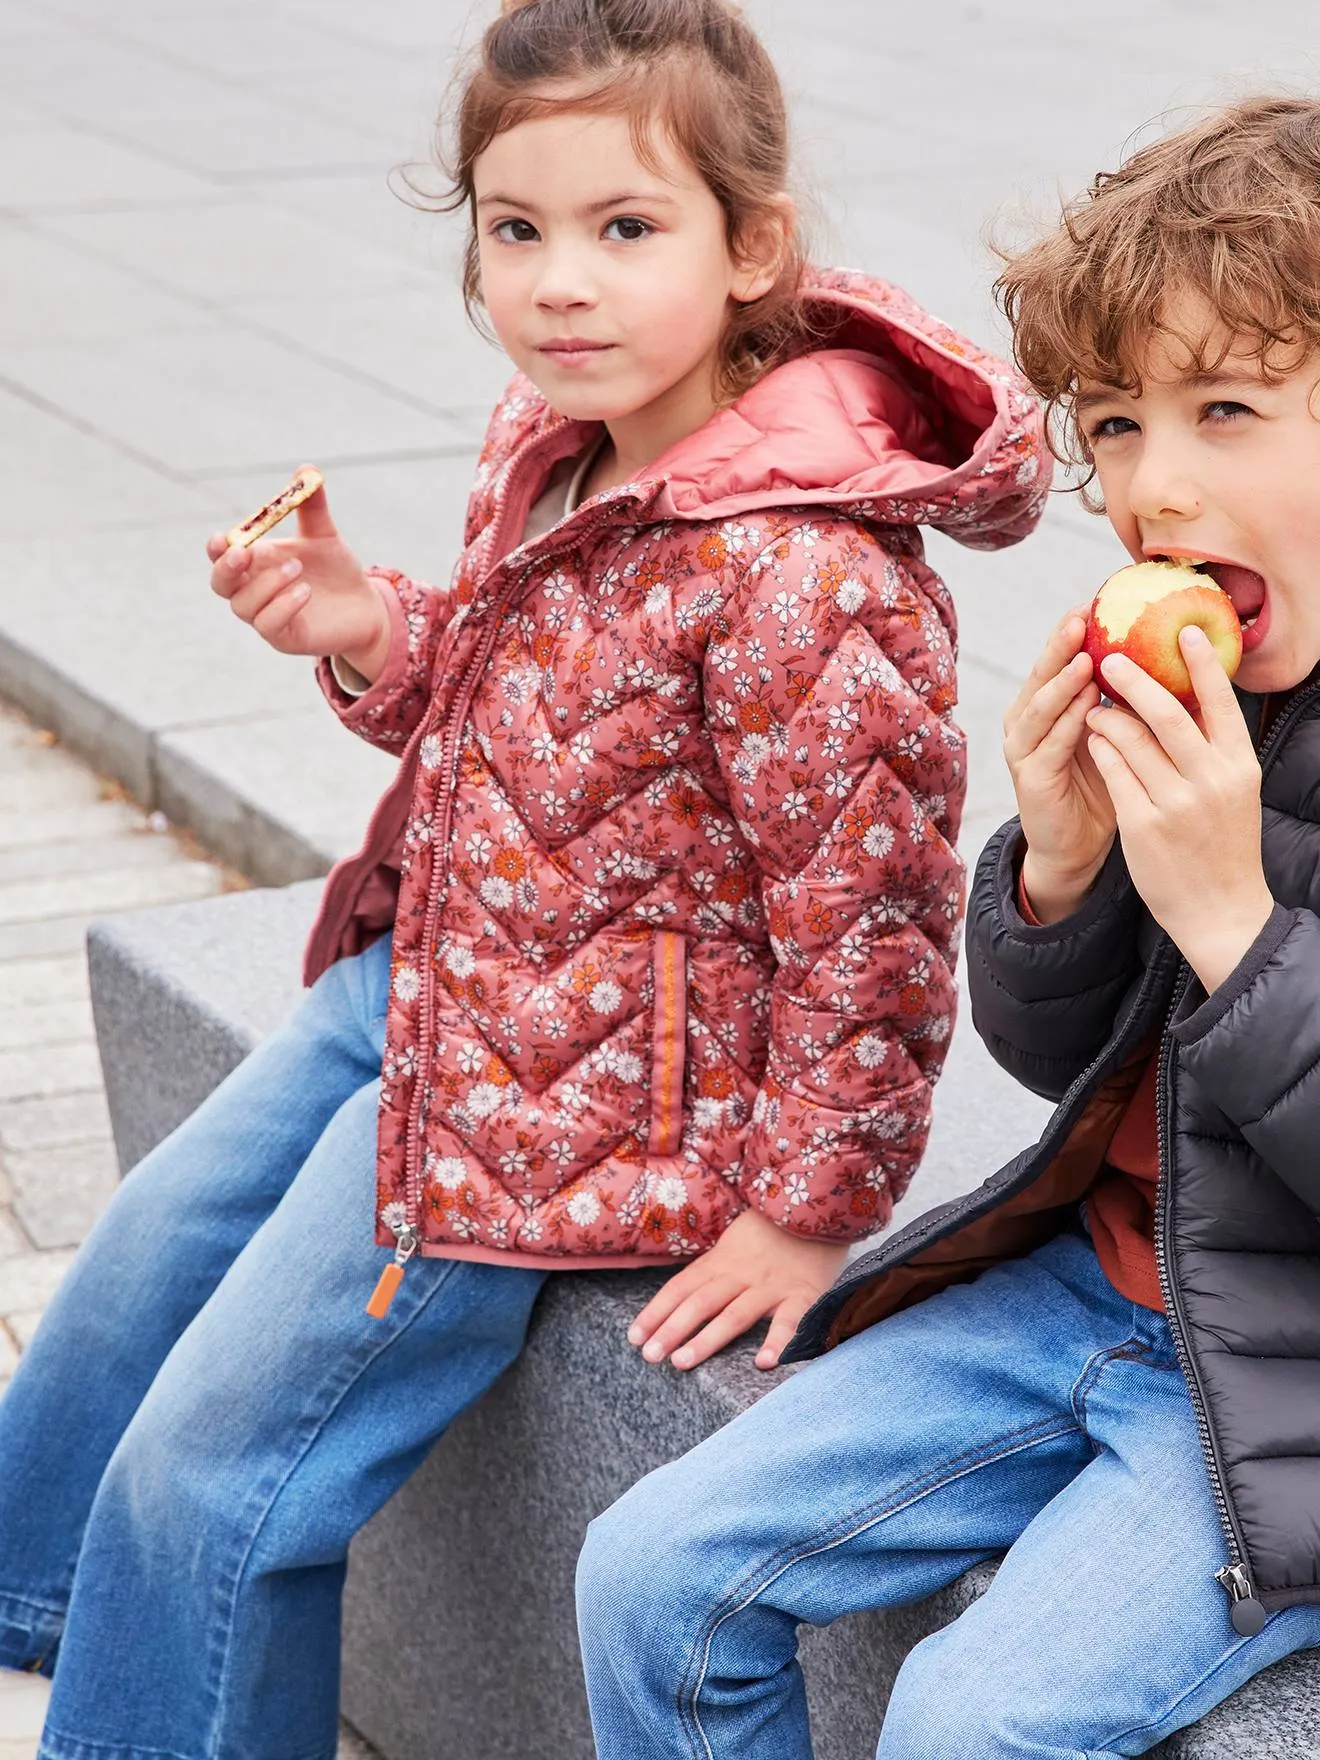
[677,1412,1082,1759]
[1069,1336,1148,1432]
[1100,1623,1263,1753]
[198,1257,464,1760]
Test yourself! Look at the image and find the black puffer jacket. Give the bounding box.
[786,678,1320,1633]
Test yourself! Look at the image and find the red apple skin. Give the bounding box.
[1084,564,1243,709]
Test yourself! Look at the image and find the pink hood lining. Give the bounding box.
[645,272,1030,530]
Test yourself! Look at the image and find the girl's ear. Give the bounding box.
[731,194,796,305]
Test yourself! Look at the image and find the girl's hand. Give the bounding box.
[1003,606,1118,923]
[1086,627,1273,993]
[627,1206,848,1373]
[206,473,391,682]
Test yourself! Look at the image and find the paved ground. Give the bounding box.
[0,0,1316,877]
[0,706,378,1760]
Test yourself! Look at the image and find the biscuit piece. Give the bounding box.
[225,467,324,550]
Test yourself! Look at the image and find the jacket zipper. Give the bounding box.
[1153,676,1320,1632]
[368,444,648,1313]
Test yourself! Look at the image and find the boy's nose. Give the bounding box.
[1127,450,1202,525]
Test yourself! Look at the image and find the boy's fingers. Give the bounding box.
[1004,612,1090,732]
[1182,627,1249,744]
[1087,732,1148,816]
[1098,655,1203,773]
[669,1291,770,1371]
[1004,652,1093,758]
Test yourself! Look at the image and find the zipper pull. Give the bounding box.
[1216,1563,1267,1635]
[365,1225,418,1319]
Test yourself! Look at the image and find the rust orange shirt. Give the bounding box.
[1017,869,1163,1311]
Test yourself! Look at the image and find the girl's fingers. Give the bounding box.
[251,581,311,642]
[639,1277,741,1364]
[669,1291,770,1372]
[294,474,337,541]
[627,1263,708,1345]
[210,543,253,600]
[206,532,231,563]
[228,559,304,627]
[758,1297,813,1369]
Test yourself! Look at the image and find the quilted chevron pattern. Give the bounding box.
[305,268,1050,1264]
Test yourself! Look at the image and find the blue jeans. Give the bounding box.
[578,1228,1320,1758]
[0,934,547,1760]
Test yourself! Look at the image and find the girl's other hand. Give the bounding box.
[1003,605,1117,923]
[627,1206,848,1373]
[205,472,392,683]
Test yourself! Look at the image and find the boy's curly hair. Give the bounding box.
[996,96,1320,496]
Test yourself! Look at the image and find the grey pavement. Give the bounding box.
[0,0,1316,876]
[0,704,380,1756]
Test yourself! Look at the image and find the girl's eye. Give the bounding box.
[492,219,539,244]
[1088,415,1139,442]
[1202,400,1253,424]
[602,216,653,243]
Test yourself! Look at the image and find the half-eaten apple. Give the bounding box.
[1084,560,1243,709]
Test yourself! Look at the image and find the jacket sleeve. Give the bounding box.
[965,819,1144,1101]
[1171,903,1320,1217]
[702,516,967,1240]
[315,568,459,754]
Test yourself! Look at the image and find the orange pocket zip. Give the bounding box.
[648,931,688,1158]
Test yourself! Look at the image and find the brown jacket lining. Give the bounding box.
[828,1052,1151,1347]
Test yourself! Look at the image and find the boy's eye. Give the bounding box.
[602,216,653,243]
[1202,399,1253,424]
[492,218,539,244]
[1088,415,1139,442]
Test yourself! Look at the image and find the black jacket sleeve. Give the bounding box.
[1172,903,1320,1218]
[965,820,1144,1102]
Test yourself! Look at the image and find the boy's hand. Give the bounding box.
[1086,627,1274,993]
[1003,606,1117,922]
[206,474,392,683]
[628,1206,848,1373]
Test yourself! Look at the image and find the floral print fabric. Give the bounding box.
[306,268,1049,1264]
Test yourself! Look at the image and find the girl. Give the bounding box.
[0,1,1045,1754]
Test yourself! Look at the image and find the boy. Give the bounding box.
[575,95,1320,1757]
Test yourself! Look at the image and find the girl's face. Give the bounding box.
[472,107,778,458]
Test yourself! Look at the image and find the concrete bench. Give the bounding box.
[87,884,1320,1759]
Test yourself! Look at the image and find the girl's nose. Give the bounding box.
[533,246,597,312]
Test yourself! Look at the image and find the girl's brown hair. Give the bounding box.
[428,0,810,400]
[995,95,1320,501]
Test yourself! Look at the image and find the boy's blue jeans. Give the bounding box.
[0,934,547,1760]
[577,1229,1320,1759]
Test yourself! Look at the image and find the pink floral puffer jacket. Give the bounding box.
[305,267,1049,1271]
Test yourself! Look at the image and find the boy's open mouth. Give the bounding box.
[1159,557,1268,630]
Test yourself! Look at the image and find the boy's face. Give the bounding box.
[1079,294,1320,696]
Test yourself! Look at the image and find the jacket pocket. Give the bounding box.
[648,931,688,1157]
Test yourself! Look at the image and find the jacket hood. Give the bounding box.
[650,266,1046,550]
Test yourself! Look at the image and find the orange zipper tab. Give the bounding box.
[365,1262,404,1318]
[365,1224,418,1319]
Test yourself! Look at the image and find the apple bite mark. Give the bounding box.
[1084,559,1243,707]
